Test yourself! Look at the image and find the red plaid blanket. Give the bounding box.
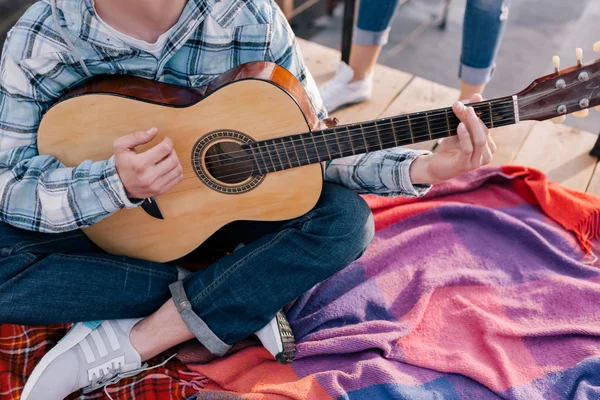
[0,324,200,400]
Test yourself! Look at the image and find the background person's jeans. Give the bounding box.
[354,0,511,85]
[0,183,374,355]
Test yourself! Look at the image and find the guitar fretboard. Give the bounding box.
[246,96,516,175]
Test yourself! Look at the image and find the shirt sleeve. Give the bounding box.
[267,2,328,121]
[0,31,138,233]
[323,148,433,198]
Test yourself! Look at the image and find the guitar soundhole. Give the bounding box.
[191,130,264,194]
[204,142,253,184]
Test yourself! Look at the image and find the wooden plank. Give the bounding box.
[332,64,412,125]
[297,38,343,87]
[586,163,600,195]
[296,39,412,125]
[488,121,535,167]
[380,77,460,151]
[512,121,597,192]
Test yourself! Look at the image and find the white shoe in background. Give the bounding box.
[319,61,373,113]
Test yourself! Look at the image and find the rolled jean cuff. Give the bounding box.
[459,63,496,86]
[168,280,231,356]
[354,26,391,46]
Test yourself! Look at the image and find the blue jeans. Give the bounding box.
[355,0,511,85]
[0,183,374,355]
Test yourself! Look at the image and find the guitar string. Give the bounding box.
[179,101,515,171]
[175,113,504,182]
[180,101,517,174]
[177,94,585,182]
[182,98,515,165]
[176,110,507,177]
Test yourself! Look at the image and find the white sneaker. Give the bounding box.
[21,318,170,400]
[319,61,373,113]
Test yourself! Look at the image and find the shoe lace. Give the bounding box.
[87,353,178,400]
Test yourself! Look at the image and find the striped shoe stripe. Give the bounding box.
[90,329,108,358]
[83,321,102,330]
[101,321,121,352]
[79,338,95,363]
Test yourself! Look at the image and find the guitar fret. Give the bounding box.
[283,136,300,167]
[280,138,293,168]
[310,132,321,162]
[346,126,355,155]
[488,102,494,128]
[318,130,332,160]
[300,134,310,164]
[425,112,432,140]
[289,136,301,166]
[444,109,452,137]
[262,141,276,172]
[407,115,415,144]
[248,144,265,175]
[360,123,368,151]
[334,128,343,157]
[391,118,398,147]
[270,140,284,170]
[374,121,383,150]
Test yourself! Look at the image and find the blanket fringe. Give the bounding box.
[178,369,209,391]
[575,207,600,255]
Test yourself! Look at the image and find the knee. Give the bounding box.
[313,184,375,263]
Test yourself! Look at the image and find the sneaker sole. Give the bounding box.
[274,311,296,364]
[325,94,372,113]
[21,323,93,399]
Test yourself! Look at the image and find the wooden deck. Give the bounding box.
[298,39,600,194]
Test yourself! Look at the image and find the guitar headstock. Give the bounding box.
[516,43,600,124]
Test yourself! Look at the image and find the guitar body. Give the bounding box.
[38,62,323,262]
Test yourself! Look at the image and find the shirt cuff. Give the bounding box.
[393,151,433,198]
[97,156,144,211]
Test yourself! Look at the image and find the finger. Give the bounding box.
[452,101,468,123]
[113,127,158,153]
[457,122,473,161]
[151,166,184,195]
[437,136,460,151]
[139,137,174,165]
[466,107,487,166]
[470,93,483,104]
[152,149,181,177]
[487,132,497,154]
[481,144,493,166]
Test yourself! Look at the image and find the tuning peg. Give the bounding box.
[576,48,583,67]
[552,115,567,124]
[594,41,600,53]
[573,109,589,118]
[553,56,560,73]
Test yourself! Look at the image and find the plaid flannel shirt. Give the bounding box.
[0,0,431,233]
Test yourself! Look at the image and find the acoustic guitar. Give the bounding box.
[38,48,600,262]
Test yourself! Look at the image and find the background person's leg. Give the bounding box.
[351,0,400,80]
[320,0,399,112]
[459,0,511,99]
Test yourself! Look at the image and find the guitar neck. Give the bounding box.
[246,96,517,175]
